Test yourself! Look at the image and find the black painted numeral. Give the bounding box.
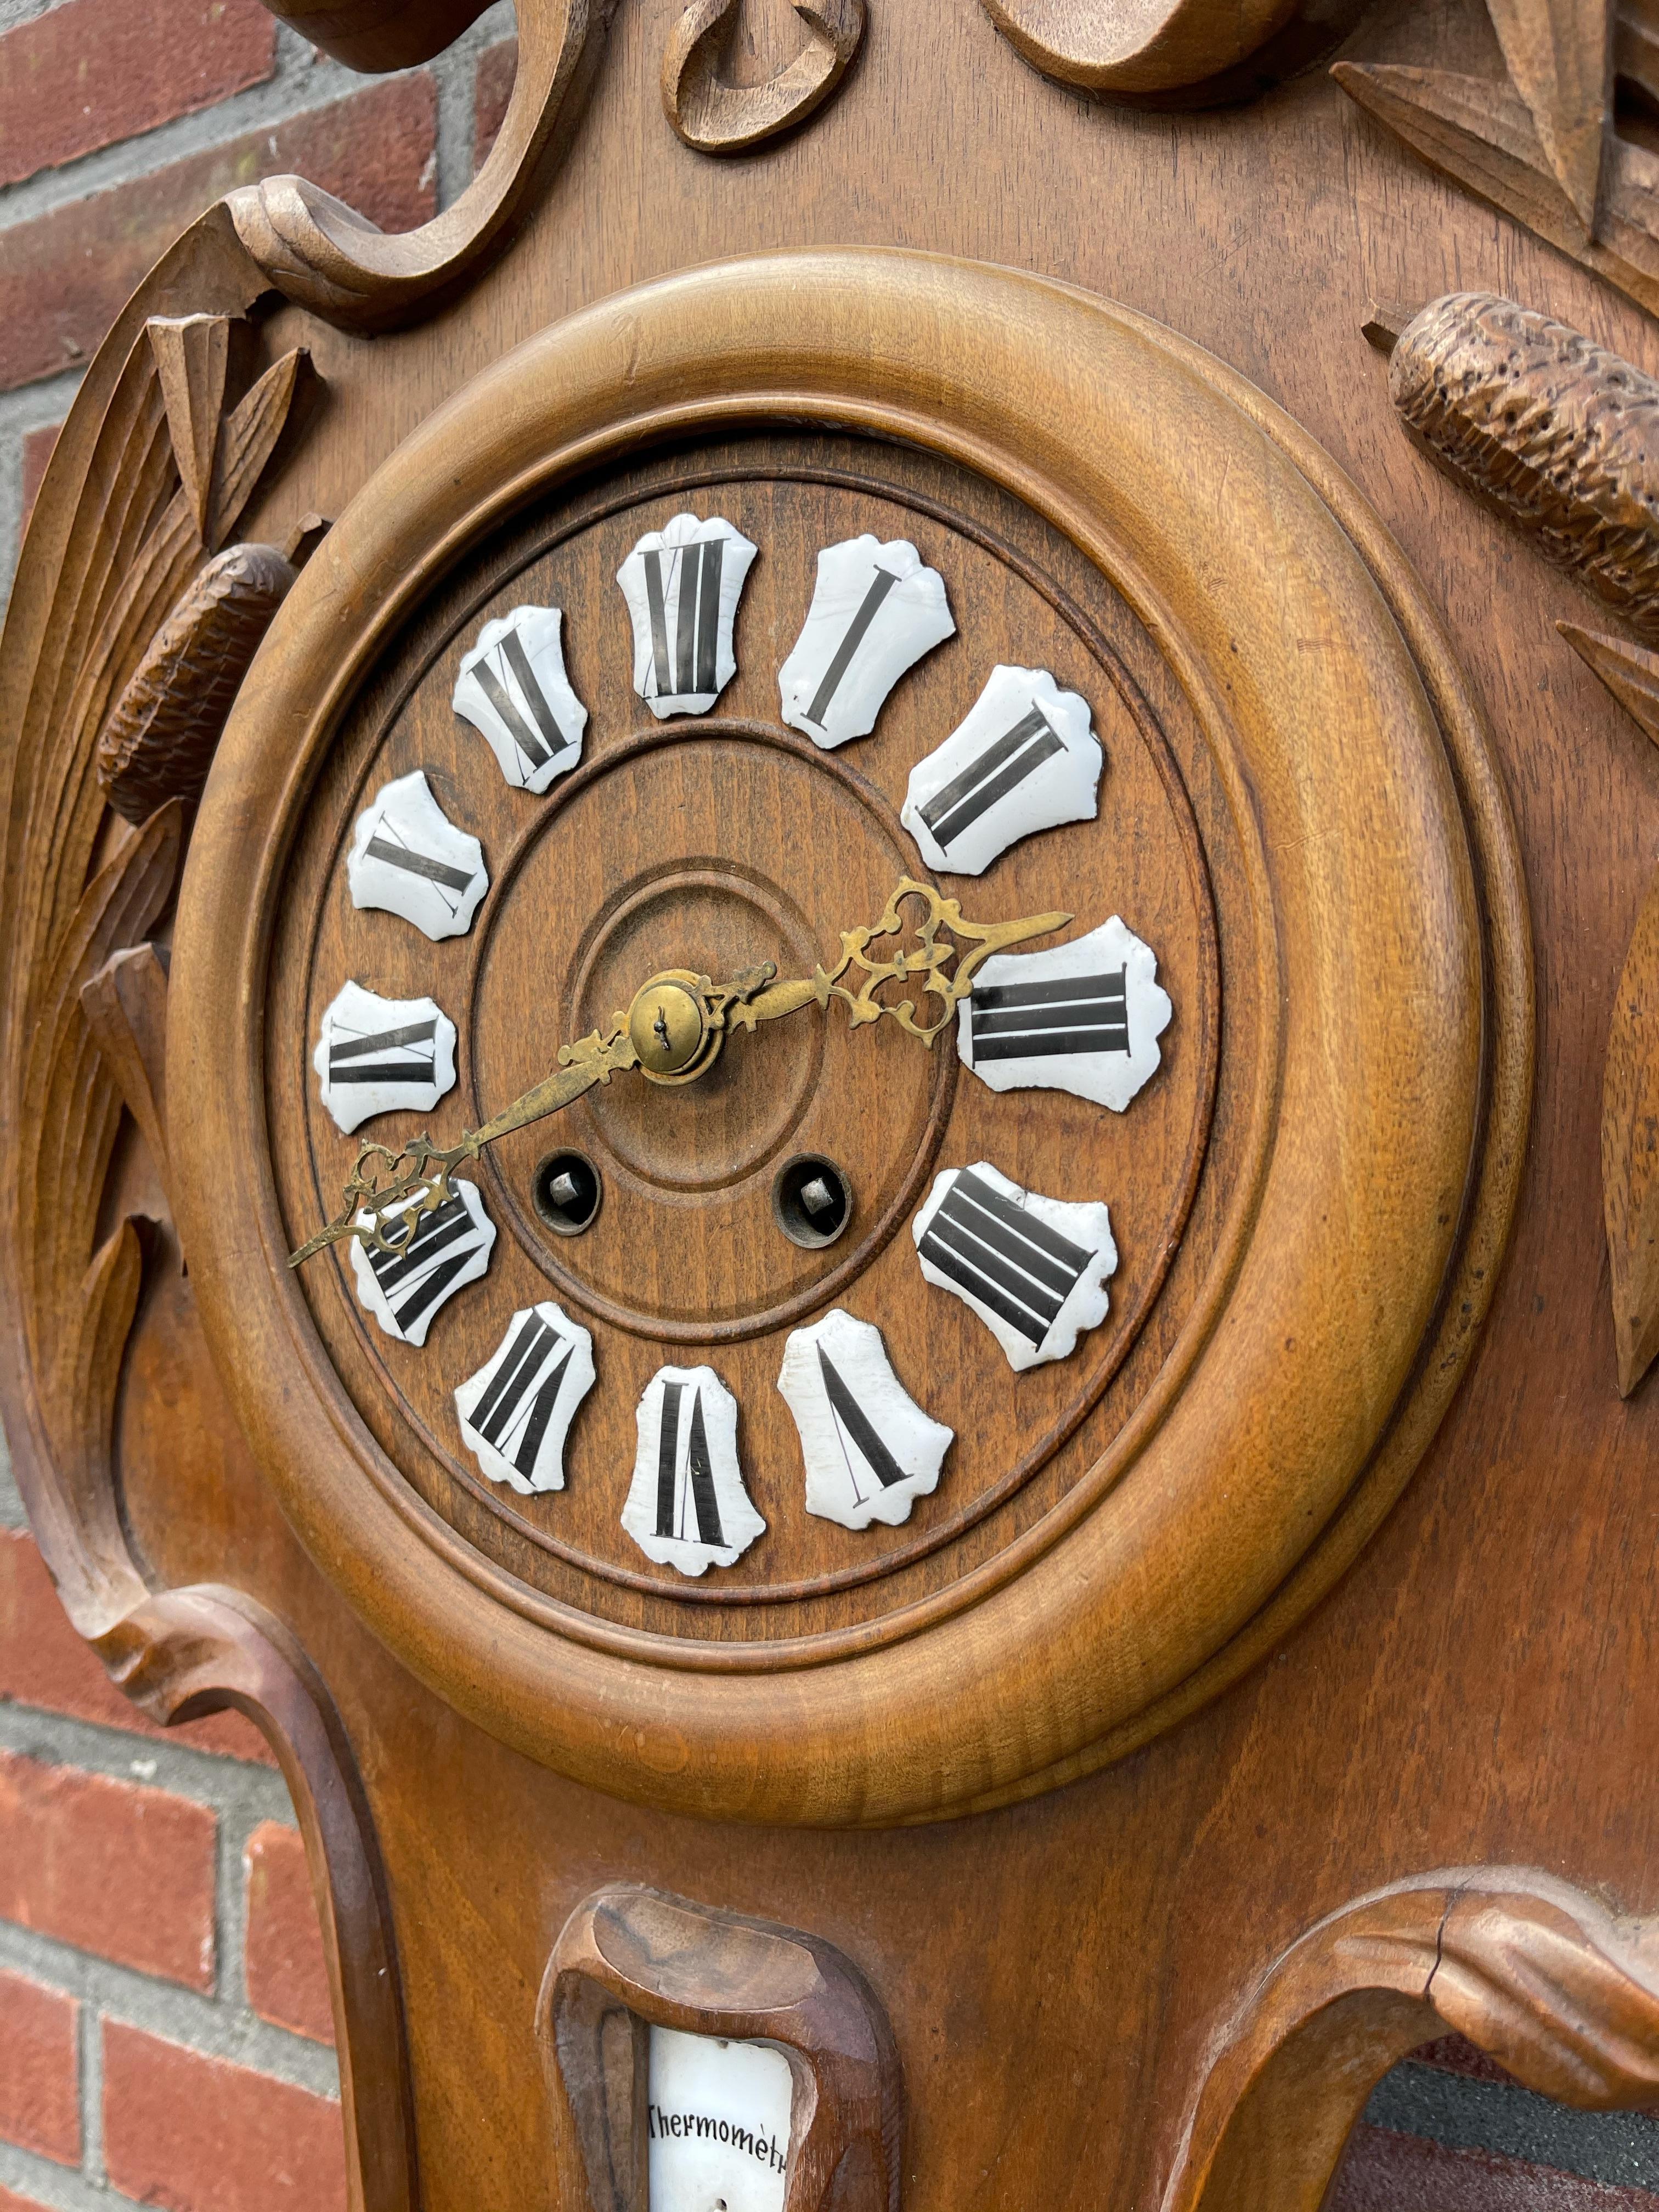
[365,1190,481,1336]
[918,1169,1092,1348]
[327,1017,437,1087]
[469,1312,573,1480]
[363,815,475,916]
[473,628,568,777]
[803,566,899,729]
[653,1380,725,1547]
[642,538,727,699]
[969,966,1130,1063]
[919,704,1066,851]
[817,1345,906,1505]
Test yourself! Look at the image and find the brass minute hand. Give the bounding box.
[289,877,1069,1269]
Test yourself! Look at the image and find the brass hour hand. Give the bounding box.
[289,878,1069,1269]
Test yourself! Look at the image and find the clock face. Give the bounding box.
[264,431,1229,1629]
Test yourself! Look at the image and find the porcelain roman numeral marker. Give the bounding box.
[777,1310,953,1530]
[901,665,1103,875]
[620,1365,764,1576]
[348,1180,495,1348]
[617,514,758,718]
[346,769,488,941]
[453,605,587,793]
[454,1301,595,1496]
[913,1161,1117,1370]
[313,980,457,1136]
[960,916,1172,1110]
[777,535,955,748]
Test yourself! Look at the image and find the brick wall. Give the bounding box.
[1,3,1658,2202]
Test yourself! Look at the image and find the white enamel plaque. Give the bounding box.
[453,605,586,793]
[777,535,955,748]
[454,1301,595,1496]
[912,1161,1117,1372]
[348,1180,495,1349]
[616,513,758,719]
[620,1365,765,1576]
[777,1309,952,1531]
[901,664,1102,875]
[646,2025,792,2212]
[312,980,456,1136]
[346,770,488,942]
[959,915,1172,1111]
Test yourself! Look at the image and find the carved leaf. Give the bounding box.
[1485,0,1612,230]
[1602,864,1659,1393]
[1333,63,1659,323]
[148,314,230,543]
[1559,622,1659,746]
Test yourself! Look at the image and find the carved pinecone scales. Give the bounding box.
[98,541,296,825]
[1391,292,1659,641]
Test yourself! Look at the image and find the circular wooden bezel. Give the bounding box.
[171,251,1529,1826]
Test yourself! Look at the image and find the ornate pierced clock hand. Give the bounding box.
[289,877,1070,1269]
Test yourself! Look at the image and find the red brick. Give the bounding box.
[0,2188,55,2211]
[0,1969,78,2166]
[1,1530,273,1762]
[104,2022,346,2212]
[1333,2124,1659,2212]
[0,73,438,393]
[0,0,276,189]
[245,1821,334,2045]
[473,36,517,171]
[0,1747,216,1989]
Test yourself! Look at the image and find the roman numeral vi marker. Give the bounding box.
[777,534,955,749]
[617,514,758,719]
[777,1310,953,1531]
[960,915,1172,1111]
[454,1302,596,1496]
[912,1161,1118,1371]
[346,769,489,943]
[348,1179,496,1349]
[620,1365,764,1576]
[901,664,1103,876]
[453,604,587,793]
[313,980,457,1136]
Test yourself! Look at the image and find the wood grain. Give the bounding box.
[662,0,865,151]
[543,1885,901,2212]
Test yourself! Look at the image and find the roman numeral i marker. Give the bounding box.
[958,916,1172,1113]
[453,604,587,794]
[777,1310,953,1531]
[455,1302,595,1497]
[913,1162,1118,1372]
[617,514,758,720]
[313,981,458,1136]
[778,534,956,749]
[901,664,1103,877]
[620,1365,765,1577]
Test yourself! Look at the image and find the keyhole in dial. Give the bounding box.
[772,1153,853,1248]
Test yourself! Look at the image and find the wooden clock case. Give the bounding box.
[4,0,1659,2205]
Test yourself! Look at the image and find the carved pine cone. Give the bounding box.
[97,541,297,825]
[1391,292,1659,641]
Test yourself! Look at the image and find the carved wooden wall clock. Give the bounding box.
[13,0,1659,2207]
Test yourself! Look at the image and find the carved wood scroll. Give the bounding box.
[662,0,866,153]
[540,1886,902,2212]
[1170,1871,1659,2212]
[980,0,1298,95]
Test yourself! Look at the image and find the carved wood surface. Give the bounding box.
[1170,1872,1659,2212]
[1385,292,1659,640]
[662,0,866,151]
[543,1885,902,2212]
